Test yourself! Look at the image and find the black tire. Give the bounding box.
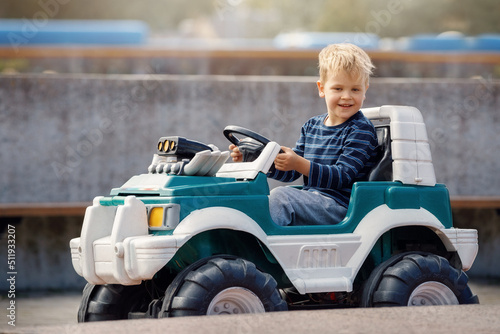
[160,257,287,317]
[363,253,479,307]
[78,283,150,322]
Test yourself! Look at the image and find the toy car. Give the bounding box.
[70,105,479,322]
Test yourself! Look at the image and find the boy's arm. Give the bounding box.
[274,147,310,175]
[231,138,308,182]
[267,126,307,182]
[267,150,304,182]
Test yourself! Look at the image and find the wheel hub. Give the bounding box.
[408,281,459,306]
[207,287,265,315]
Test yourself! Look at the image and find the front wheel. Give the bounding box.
[160,257,287,317]
[362,253,479,307]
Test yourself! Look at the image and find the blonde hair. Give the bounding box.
[318,43,375,85]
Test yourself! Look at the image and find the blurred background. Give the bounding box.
[0,0,499,76]
[0,1,500,327]
[5,0,499,38]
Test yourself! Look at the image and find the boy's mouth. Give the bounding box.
[338,103,353,108]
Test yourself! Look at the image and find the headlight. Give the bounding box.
[147,204,181,230]
[149,207,164,228]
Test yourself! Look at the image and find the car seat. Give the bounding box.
[368,125,393,181]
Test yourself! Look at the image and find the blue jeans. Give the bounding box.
[269,186,348,226]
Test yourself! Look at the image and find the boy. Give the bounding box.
[230,43,378,226]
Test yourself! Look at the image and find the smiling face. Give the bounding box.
[317,70,368,126]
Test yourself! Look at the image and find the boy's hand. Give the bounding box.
[229,144,243,162]
[274,146,310,176]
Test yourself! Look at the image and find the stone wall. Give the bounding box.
[1,74,499,203]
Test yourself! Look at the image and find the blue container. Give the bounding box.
[472,34,500,51]
[0,19,149,46]
[405,34,469,51]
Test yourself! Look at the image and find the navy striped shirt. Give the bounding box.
[268,111,378,207]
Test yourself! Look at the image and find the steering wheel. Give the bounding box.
[223,125,271,162]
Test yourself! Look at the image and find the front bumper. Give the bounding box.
[70,196,180,285]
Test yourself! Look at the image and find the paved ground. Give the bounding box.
[1,280,499,333]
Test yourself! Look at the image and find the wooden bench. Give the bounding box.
[1,47,500,64]
[450,197,500,210]
[1,197,499,218]
[0,202,90,217]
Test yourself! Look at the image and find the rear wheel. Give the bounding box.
[160,257,287,317]
[361,253,479,307]
[78,283,150,322]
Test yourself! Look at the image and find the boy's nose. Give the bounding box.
[341,91,352,99]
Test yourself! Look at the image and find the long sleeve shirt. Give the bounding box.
[268,111,378,208]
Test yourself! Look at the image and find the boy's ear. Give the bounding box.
[317,80,325,98]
